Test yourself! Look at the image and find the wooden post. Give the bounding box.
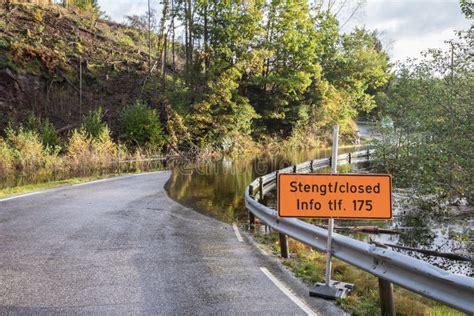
[378,278,395,316]
[258,177,264,203]
[249,212,255,232]
[279,233,289,258]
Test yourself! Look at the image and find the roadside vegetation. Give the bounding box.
[372,28,473,209]
[254,230,464,315]
[0,0,389,156]
[0,104,166,191]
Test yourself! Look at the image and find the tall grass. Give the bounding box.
[0,127,163,190]
[0,138,15,178]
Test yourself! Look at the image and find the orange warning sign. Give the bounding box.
[278,174,392,219]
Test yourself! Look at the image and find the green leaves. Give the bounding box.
[119,101,165,151]
[171,0,391,147]
[188,61,260,147]
[374,31,473,205]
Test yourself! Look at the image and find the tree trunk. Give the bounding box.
[203,1,209,77]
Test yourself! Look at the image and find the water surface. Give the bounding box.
[165,147,472,276]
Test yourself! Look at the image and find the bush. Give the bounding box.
[66,127,120,175]
[66,129,92,175]
[0,138,15,178]
[25,114,61,150]
[6,128,47,174]
[119,101,165,151]
[92,127,118,166]
[81,107,107,139]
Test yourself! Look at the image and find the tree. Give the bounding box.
[374,31,473,204]
[460,0,473,18]
[252,0,321,135]
[187,56,262,147]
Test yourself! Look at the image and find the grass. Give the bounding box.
[0,175,108,199]
[253,230,466,316]
[0,169,164,199]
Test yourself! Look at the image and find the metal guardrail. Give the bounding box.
[245,149,474,314]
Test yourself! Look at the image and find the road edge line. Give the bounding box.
[260,267,317,316]
[0,191,43,202]
[0,171,170,201]
[232,223,244,242]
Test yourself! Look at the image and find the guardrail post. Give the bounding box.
[248,185,256,232]
[258,177,264,203]
[378,278,395,316]
[367,147,370,161]
[310,160,314,172]
[293,165,297,173]
[279,233,289,258]
[348,152,352,164]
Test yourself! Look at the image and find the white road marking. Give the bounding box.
[260,267,317,316]
[71,178,115,187]
[0,171,169,201]
[232,223,244,242]
[0,191,43,202]
[255,243,270,256]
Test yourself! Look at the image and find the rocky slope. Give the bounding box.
[0,2,157,132]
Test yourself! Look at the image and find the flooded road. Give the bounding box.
[165,146,473,277]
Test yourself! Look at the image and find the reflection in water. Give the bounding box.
[165,147,473,276]
[165,147,344,223]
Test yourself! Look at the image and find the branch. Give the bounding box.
[370,239,472,262]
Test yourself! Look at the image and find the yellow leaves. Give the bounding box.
[6,129,46,173]
[92,127,118,165]
[67,128,119,174]
[31,8,44,23]
[0,139,15,178]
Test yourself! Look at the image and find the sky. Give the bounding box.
[98,0,471,62]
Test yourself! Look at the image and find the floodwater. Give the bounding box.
[165,146,473,277]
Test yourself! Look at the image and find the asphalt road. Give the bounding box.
[0,172,343,315]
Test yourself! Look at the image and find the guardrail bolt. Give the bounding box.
[279,233,289,258]
[378,278,395,316]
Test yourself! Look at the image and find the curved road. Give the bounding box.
[0,172,343,315]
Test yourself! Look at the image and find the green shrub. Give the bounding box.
[119,35,134,47]
[25,114,61,151]
[119,101,165,151]
[81,107,107,139]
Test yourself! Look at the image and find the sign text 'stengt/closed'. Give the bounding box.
[278,174,392,219]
